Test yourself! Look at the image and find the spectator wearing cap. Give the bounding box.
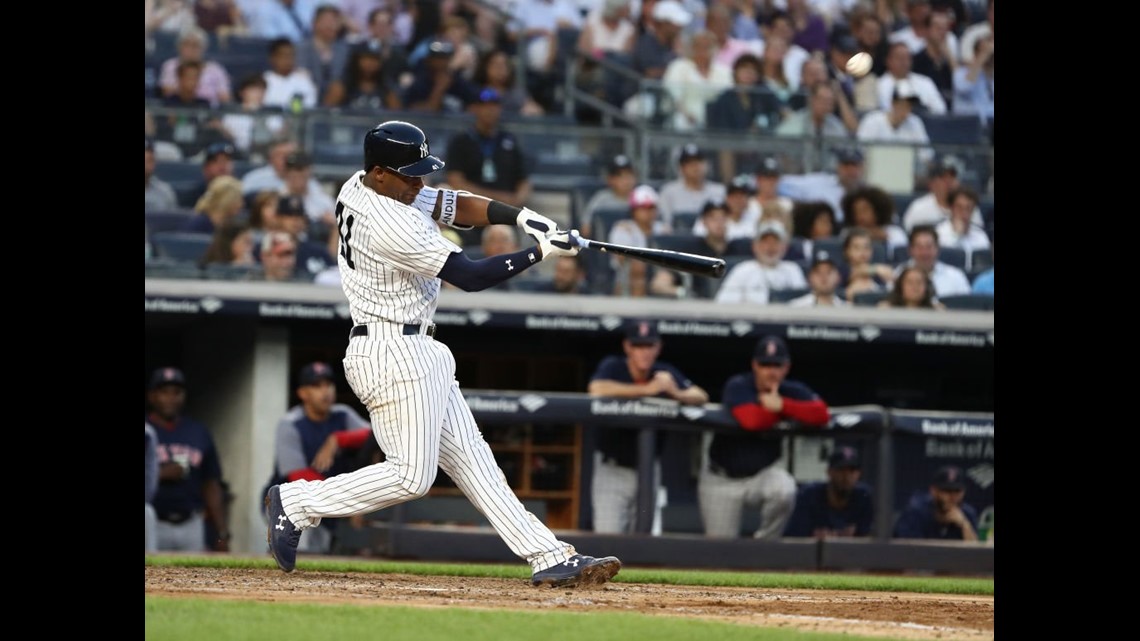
[145,367,231,552]
[902,155,983,232]
[693,174,760,241]
[403,39,479,113]
[855,78,933,166]
[262,38,320,111]
[183,175,245,235]
[715,221,808,304]
[158,25,234,107]
[581,154,638,238]
[787,249,848,307]
[273,194,336,281]
[784,446,874,538]
[779,147,866,224]
[651,199,733,299]
[893,465,979,541]
[747,156,794,238]
[876,42,947,115]
[444,87,531,244]
[631,0,690,79]
[588,319,709,535]
[182,142,238,209]
[257,230,302,282]
[146,138,179,213]
[264,361,373,554]
[700,335,830,539]
[609,185,671,297]
[657,144,727,230]
[280,152,335,229]
[841,184,908,256]
[892,225,970,298]
[661,29,733,131]
[825,32,878,114]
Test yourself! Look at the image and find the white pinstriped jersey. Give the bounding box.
[334,171,461,325]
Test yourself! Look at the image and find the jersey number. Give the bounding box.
[335,202,356,270]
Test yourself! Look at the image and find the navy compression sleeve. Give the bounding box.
[438,247,540,292]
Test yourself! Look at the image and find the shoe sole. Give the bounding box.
[264,491,296,573]
[532,558,622,588]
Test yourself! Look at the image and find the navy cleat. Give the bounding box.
[531,554,622,588]
[264,485,301,572]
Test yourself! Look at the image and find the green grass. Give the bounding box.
[145,554,993,596]
[145,596,904,641]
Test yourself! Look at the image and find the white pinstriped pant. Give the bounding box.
[698,464,797,540]
[277,323,575,572]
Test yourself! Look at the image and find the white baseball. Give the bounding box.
[846,52,872,78]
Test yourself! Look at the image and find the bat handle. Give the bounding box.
[572,231,592,249]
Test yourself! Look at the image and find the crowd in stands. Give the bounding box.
[146,0,994,306]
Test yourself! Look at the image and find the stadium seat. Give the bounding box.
[853,290,888,307]
[203,263,264,281]
[145,258,202,280]
[590,207,630,240]
[650,234,706,254]
[769,287,810,303]
[890,245,967,271]
[920,114,986,145]
[940,293,994,311]
[145,209,195,234]
[151,231,213,263]
[510,277,555,293]
[672,211,699,233]
[969,248,993,274]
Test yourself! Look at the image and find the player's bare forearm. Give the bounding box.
[674,385,710,405]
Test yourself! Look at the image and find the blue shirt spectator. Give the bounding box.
[972,268,994,295]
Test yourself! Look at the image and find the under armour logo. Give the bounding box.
[564,558,579,567]
[505,259,514,271]
[276,515,288,531]
[420,142,428,158]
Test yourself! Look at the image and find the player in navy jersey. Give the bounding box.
[145,367,231,552]
[894,465,979,541]
[784,445,874,538]
[266,362,373,554]
[587,319,708,534]
[698,336,830,539]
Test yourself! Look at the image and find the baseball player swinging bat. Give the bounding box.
[573,234,727,278]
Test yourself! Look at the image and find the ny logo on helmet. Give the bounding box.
[420,142,429,158]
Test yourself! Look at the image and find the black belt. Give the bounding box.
[709,462,760,479]
[157,511,195,524]
[350,323,436,338]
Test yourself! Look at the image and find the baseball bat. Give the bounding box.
[574,236,727,278]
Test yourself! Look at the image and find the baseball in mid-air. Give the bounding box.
[846,52,872,77]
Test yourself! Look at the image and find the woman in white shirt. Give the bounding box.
[661,30,733,131]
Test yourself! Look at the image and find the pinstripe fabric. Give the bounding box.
[277,171,576,572]
[591,453,662,535]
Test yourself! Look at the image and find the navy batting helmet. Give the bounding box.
[363,120,445,177]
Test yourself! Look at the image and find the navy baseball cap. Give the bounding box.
[811,249,838,269]
[835,147,864,164]
[204,141,236,162]
[678,143,705,164]
[933,465,966,491]
[753,335,790,365]
[149,367,186,390]
[755,155,781,177]
[828,446,861,469]
[607,154,633,175]
[727,174,756,194]
[298,362,335,387]
[624,319,661,345]
[278,195,306,217]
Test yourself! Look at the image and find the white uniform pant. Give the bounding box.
[277,329,574,572]
[145,503,158,553]
[591,453,663,535]
[156,513,206,551]
[698,464,796,540]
